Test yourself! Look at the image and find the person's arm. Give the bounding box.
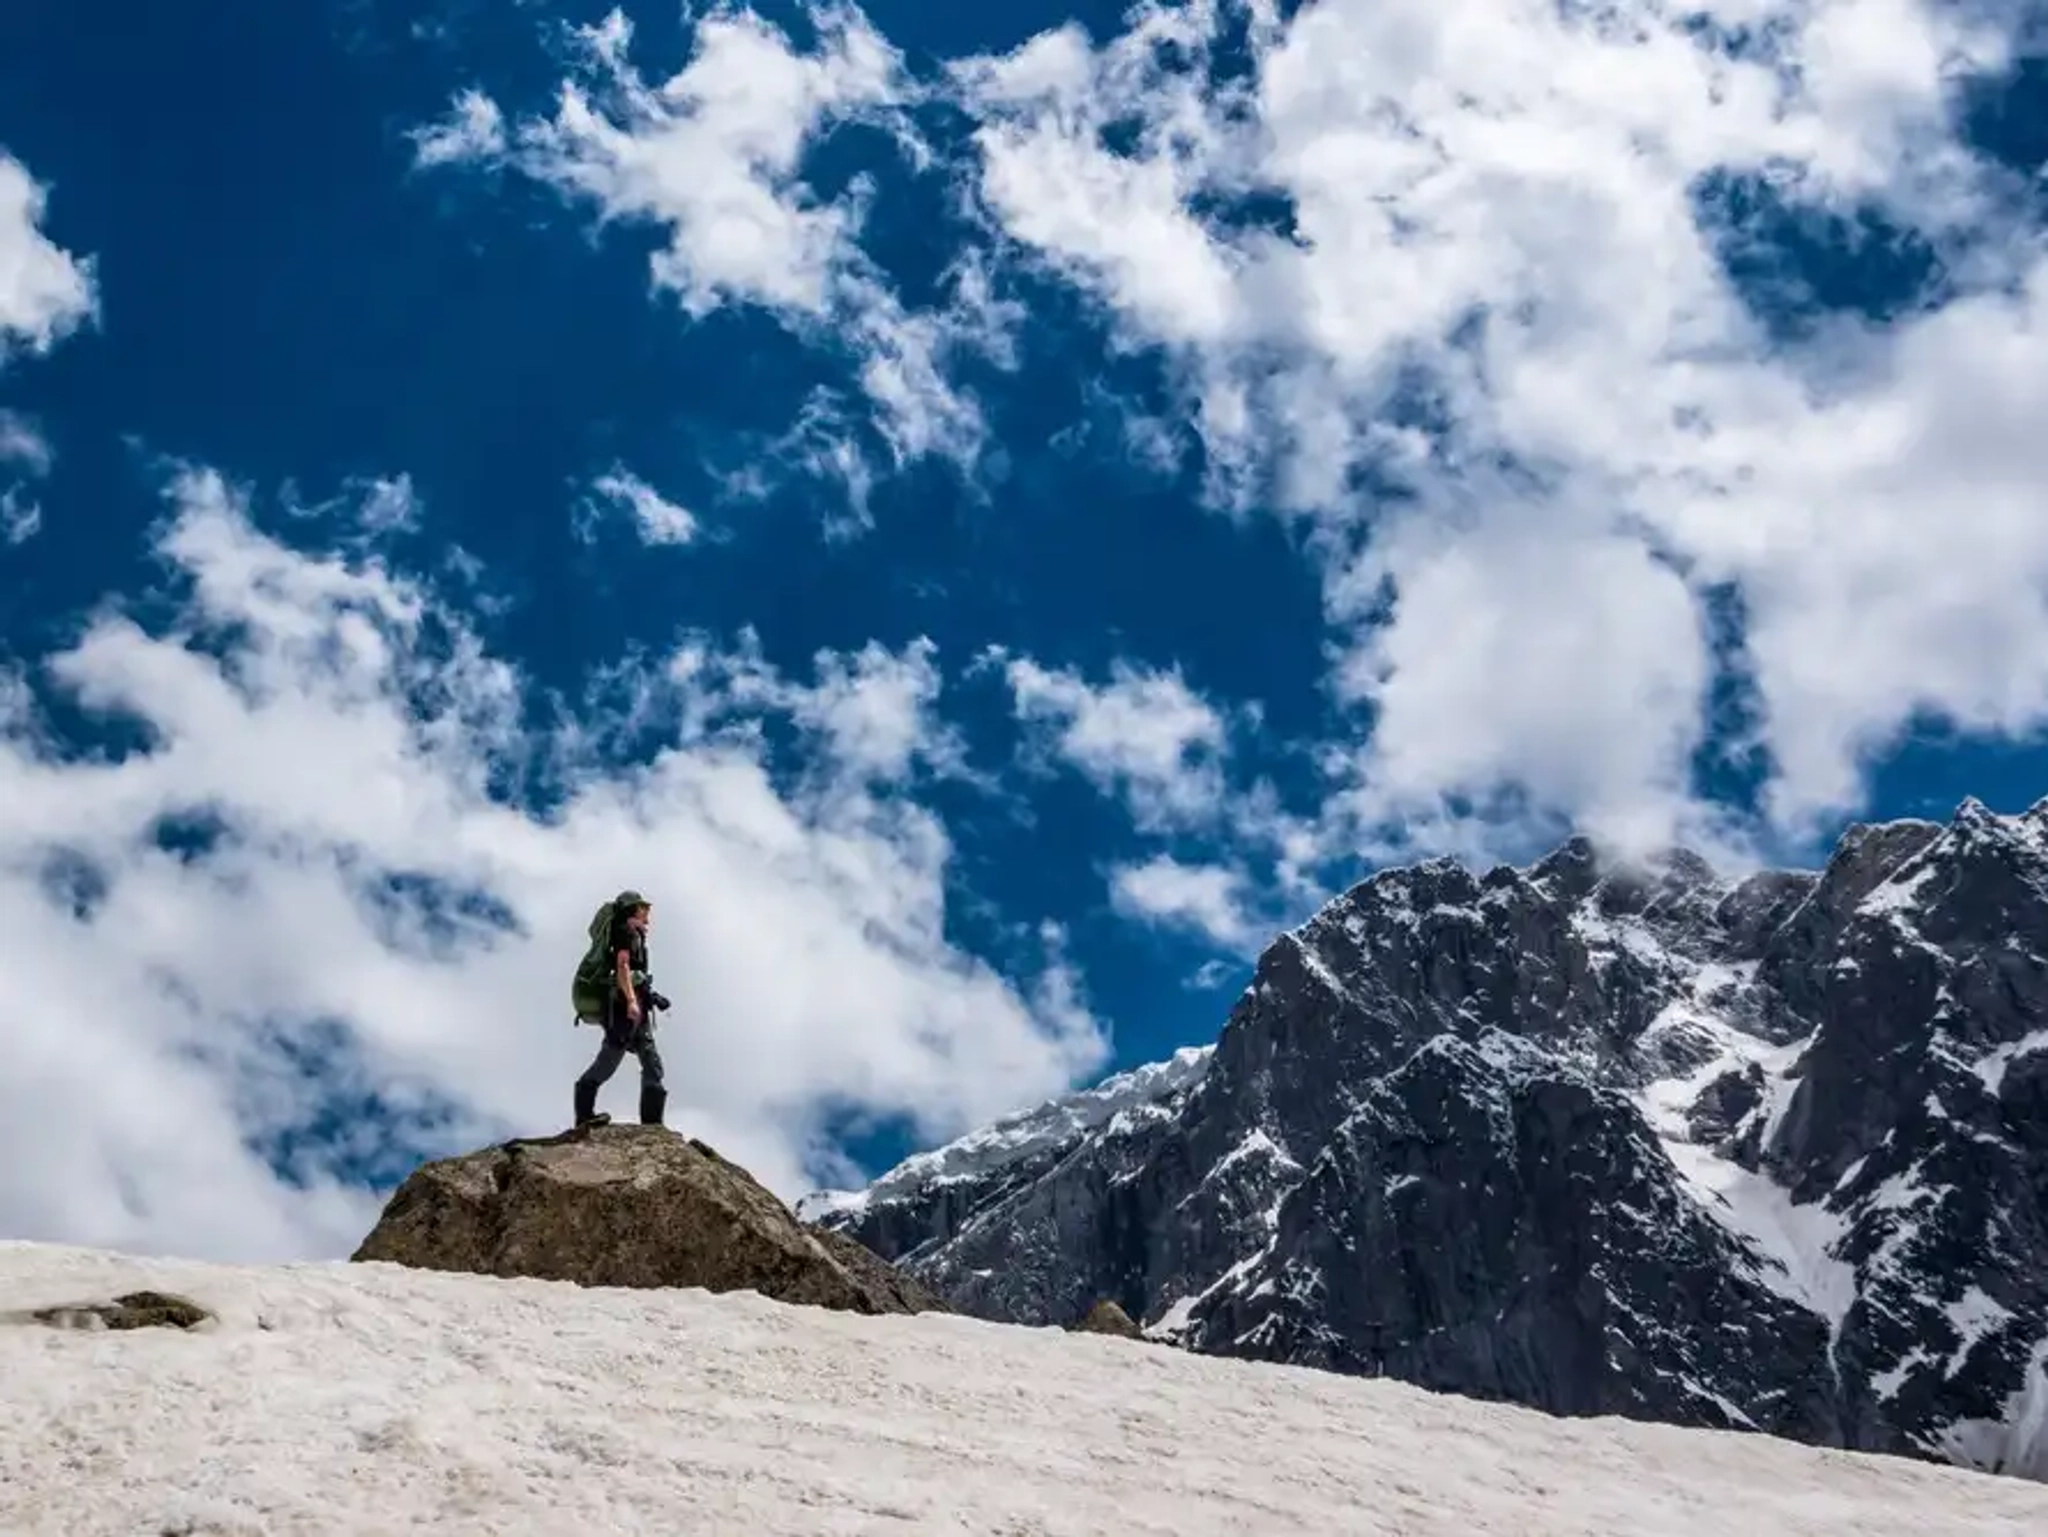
[615,945,640,1018]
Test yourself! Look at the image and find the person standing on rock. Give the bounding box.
[571,890,670,1130]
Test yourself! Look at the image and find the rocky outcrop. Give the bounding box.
[24,1291,213,1331]
[804,796,2048,1482]
[353,1124,946,1317]
[1070,1299,1142,1339]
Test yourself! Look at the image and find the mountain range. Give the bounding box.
[800,798,2048,1481]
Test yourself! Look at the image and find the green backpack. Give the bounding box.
[570,890,644,1023]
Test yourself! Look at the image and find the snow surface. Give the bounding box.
[5,1242,2046,1536]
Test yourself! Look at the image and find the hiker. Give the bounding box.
[571,889,671,1129]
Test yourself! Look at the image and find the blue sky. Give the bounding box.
[0,0,2044,1261]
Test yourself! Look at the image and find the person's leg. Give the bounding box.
[574,995,631,1125]
[635,1022,667,1126]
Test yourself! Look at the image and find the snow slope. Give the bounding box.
[4,1243,2048,1535]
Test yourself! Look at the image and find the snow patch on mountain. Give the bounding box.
[1940,1338,2048,1482]
[1636,1001,1857,1338]
[1975,1029,2048,1095]
[1665,1136,1858,1336]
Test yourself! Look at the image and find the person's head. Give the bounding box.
[614,890,652,931]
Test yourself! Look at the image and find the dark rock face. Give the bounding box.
[354,1124,946,1317]
[803,797,2048,1481]
[1198,1034,1843,1446]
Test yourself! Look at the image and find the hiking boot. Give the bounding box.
[639,1084,667,1127]
[574,1080,609,1129]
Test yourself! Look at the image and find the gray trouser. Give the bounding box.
[576,993,664,1093]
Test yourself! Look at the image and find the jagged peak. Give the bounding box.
[1943,795,2048,852]
[1813,815,1944,887]
[1290,857,1487,941]
[1659,846,1722,887]
[1866,798,2048,867]
[1928,797,2048,889]
[1271,832,1736,966]
[1361,853,1481,896]
[1522,831,1720,890]
[1527,833,1600,894]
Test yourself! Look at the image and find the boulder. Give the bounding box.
[351,1124,947,1317]
[29,1291,213,1331]
[1070,1299,1143,1339]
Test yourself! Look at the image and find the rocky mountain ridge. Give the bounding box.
[802,798,2048,1480]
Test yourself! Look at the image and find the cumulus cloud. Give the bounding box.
[950,9,1252,353]
[395,0,2048,890]
[581,466,699,546]
[659,630,966,787]
[1327,514,1720,856]
[408,88,507,168]
[1108,854,1260,953]
[0,468,1109,1263]
[950,0,2048,857]
[386,1,2048,954]
[0,151,96,359]
[417,6,1010,504]
[997,651,1238,833]
[509,4,900,318]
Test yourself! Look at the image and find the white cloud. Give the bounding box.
[409,88,507,168]
[785,638,958,785]
[0,468,1109,1263]
[950,0,2048,856]
[282,471,422,543]
[661,630,965,787]
[0,152,96,359]
[0,409,52,545]
[1108,854,1259,952]
[952,15,1247,350]
[420,6,1007,500]
[1,487,39,544]
[1329,515,1719,856]
[0,408,52,473]
[584,466,698,546]
[998,652,1236,833]
[513,3,904,319]
[0,156,90,550]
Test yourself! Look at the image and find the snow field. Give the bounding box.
[4,1243,2048,1535]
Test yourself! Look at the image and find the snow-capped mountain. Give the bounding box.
[802,798,2048,1480]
